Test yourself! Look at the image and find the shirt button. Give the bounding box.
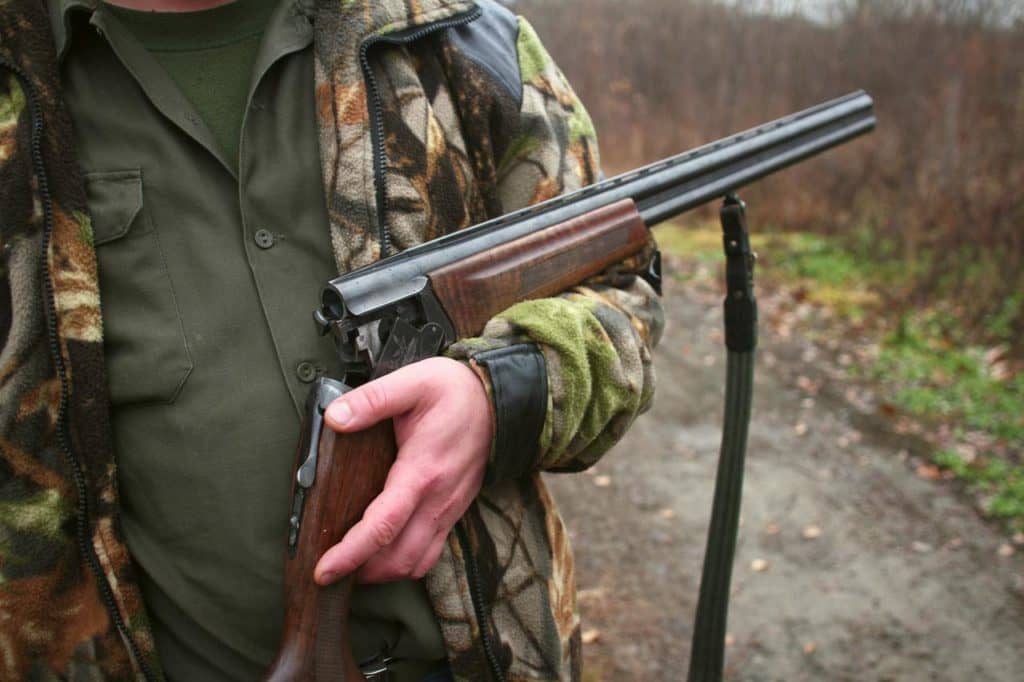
[254,229,275,249]
[296,361,318,383]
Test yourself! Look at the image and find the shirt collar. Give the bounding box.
[47,0,315,63]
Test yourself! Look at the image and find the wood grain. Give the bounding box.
[265,420,396,681]
[428,199,648,338]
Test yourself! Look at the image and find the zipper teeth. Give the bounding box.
[456,524,505,682]
[359,48,390,256]
[2,60,156,682]
[359,6,483,258]
[358,8,501,676]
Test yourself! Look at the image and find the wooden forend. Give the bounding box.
[428,199,648,338]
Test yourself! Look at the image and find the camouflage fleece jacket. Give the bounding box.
[0,0,663,679]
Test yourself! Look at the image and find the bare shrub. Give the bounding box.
[518,0,1024,351]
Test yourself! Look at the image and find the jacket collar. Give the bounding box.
[335,0,474,41]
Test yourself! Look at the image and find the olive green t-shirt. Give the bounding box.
[50,0,446,679]
[106,0,275,168]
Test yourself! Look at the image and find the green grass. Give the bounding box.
[653,222,895,319]
[656,220,1024,530]
[934,450,1024,531]
[874,315,1024,444]
[651,221,722,263]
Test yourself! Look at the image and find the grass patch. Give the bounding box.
[759,231,897,321]
[874,314,1024,445]
[652,221,722,262]
[869,308,1023,532]
[934,450,1024,531]
[653,222,895,319]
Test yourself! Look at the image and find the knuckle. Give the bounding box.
[360,383,389,415]
[398,557,419,578]
[383,555,417,580]
[413,469,443,495]
[425,469,446,492]
[371,517,399,549]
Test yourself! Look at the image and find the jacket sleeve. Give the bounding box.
[444,10,665,483]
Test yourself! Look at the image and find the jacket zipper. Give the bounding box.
[0,59,156,682]
[359,9,504,678]
[359,5,482,258]
[456,523,505,682]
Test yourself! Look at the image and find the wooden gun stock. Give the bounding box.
[266,401,395,682]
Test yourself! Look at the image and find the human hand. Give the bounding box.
[313,357,493,584]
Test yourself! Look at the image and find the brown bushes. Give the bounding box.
[518,0,1024,349]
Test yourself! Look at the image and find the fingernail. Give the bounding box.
[328,401,352,426]
[319,571,337,585]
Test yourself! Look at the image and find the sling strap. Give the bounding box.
[687,195,757,681]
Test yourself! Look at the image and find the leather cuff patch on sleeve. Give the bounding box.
[474,343,547,483]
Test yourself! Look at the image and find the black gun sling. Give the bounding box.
[687,195,757,682]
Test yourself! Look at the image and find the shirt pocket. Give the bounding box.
[86,169,193,405]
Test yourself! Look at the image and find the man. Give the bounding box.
[0,0,663,679]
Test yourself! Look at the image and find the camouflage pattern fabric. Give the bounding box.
[1,1,162,679]
[0,0,662,679]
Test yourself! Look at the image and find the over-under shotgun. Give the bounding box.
[266,91,876,681]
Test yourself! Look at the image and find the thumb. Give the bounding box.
[325,367,423,432]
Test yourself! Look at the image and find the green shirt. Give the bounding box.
[50,0,445,679]
[106,0,276,168]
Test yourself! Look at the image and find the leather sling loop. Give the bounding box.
[687,195,757,682]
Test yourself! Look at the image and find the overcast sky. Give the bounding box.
[717,0,1023,26]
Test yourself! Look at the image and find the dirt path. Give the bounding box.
[545,273,1024,681]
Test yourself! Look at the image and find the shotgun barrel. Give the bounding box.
[321,90,875,328]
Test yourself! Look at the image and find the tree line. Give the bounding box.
[518,0,1024,352]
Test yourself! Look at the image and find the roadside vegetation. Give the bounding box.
[654,221,1024,532]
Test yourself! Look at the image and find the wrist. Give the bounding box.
[463,358,498,460]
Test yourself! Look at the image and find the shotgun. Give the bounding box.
[265,91,876,680]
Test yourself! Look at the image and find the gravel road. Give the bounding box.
[545,270,1024,681]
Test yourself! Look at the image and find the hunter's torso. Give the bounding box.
[53,0,447,678]
[1,0,597,678]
